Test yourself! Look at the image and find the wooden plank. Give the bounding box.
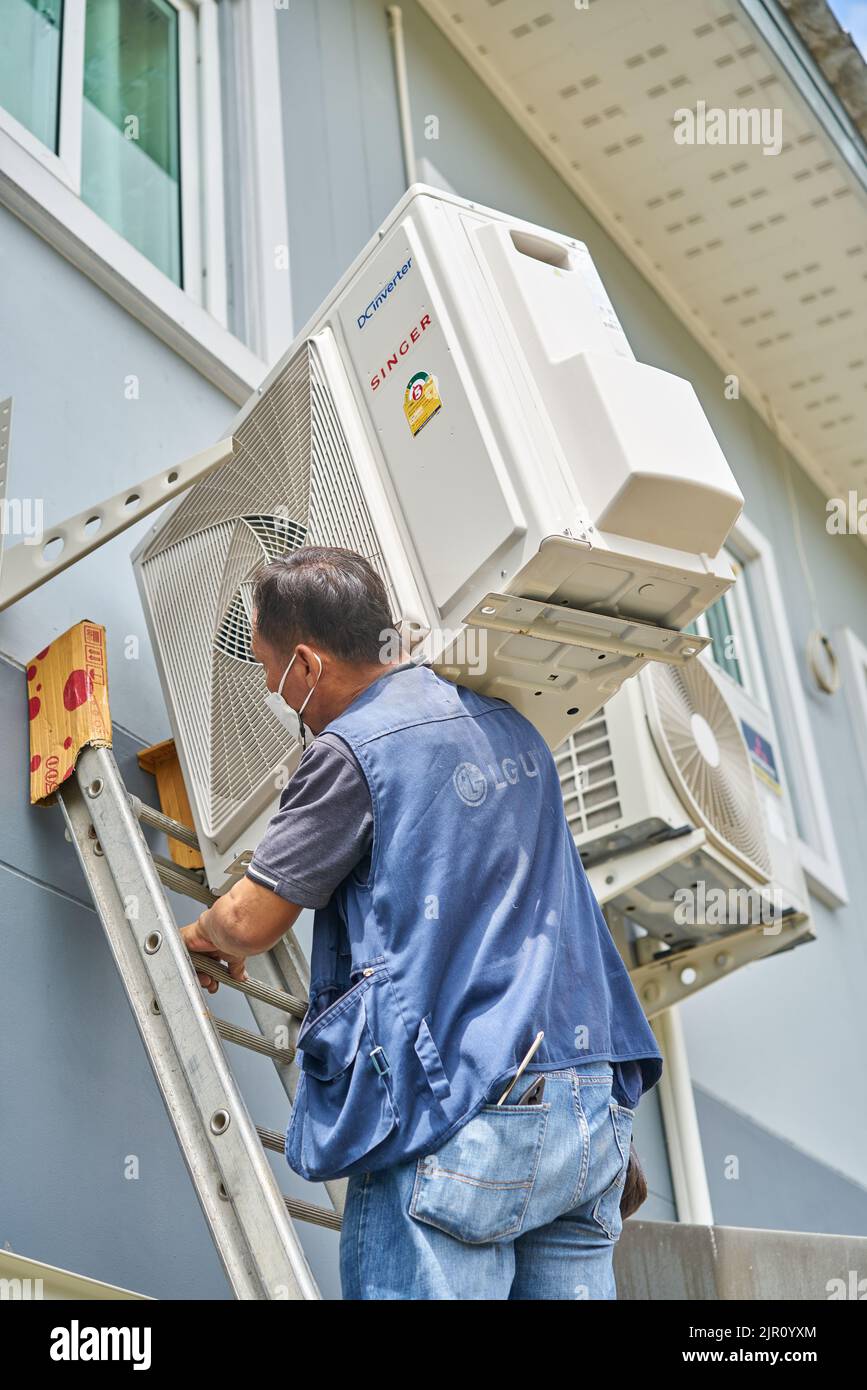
[137,739,204,870]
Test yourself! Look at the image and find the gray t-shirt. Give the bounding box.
[246,661,421,909]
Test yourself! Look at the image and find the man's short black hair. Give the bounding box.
[251,545,395,664]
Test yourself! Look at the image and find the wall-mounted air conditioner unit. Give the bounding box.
[132,184,744,893]
[555,652,810,945]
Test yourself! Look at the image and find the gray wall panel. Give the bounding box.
[0,204,236,746]
[695,1084,867,1237]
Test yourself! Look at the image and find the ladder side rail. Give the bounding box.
[62,745,321,1300]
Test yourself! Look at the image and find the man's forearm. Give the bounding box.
[191,876,303,958]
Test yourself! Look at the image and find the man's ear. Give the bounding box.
[297,643,325,684]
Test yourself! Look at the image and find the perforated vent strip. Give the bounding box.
[553,710,622,838]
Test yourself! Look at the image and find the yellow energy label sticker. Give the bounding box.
[403,370,442,437]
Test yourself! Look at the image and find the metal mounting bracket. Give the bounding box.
[460,592,710,666]
[625,911,814,1019]
[0,435,235,612]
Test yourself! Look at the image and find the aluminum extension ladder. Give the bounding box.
[58,743,345,1299]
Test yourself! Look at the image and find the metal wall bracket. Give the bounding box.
[460,591,710,666]
[432,590,711,749]
[625,911,814,1019]
[0,436,235,611]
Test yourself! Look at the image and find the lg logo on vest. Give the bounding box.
[452,752,539,806]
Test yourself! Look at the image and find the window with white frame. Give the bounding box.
[0,0,291,387]
[0,0,218,306]
[684,552,764,699]
[723,517,847,906]
[82,0,182,283]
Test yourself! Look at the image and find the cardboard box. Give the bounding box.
[28,621,112,805]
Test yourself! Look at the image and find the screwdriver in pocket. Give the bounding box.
[496,1030,545,1106]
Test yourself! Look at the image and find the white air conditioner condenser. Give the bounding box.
[555,652,810,946]
[132,184,745,892]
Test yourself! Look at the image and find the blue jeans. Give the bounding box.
[339,1060,636,1299]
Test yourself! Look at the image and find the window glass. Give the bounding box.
[82,0,181,283]
[686,597,745,688]
[704,591,743,686]
[0,0,63,150]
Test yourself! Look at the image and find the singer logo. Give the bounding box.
[369,315,432,391]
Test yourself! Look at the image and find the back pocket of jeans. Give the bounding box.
[408,1101,550,1244]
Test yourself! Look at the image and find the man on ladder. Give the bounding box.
[180,544,663,1300]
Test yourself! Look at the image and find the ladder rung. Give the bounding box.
[258,1126,343,1225]
[153,854,215,905]
[284,1194,341,1232]
[210,1013,296,1065]
[129,795,200,850]
[188,952,308,1019]
[257,1125,287,1153]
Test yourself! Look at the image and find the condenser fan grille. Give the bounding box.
[643,660,772,880]
[138,338,400,844]
[213,515,308,664]
[215,581,255,663]
[244,513,307,562]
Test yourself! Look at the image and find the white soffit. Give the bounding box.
[418,0,867,522]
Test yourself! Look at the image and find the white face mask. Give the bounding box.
[263,649,323,750]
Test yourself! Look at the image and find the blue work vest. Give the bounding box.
[284,663,663,1182]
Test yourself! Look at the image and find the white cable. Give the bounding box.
[762,394,839,696]
[387,6,417,188]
